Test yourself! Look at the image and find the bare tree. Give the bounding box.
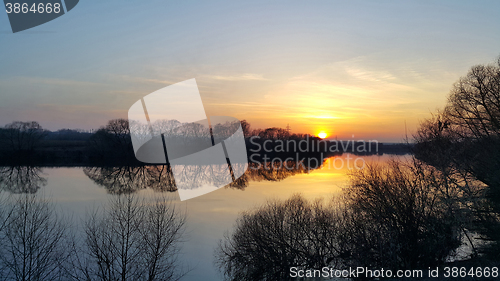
[414,57,500,257]
[87,195,143,281]
[0,122,47,156]
[239,120,251,138]
[140,196,187,281]
[216,194,349,281]
[86,119,135,163]
[445,58,500,139]
[257,127,289,140]
[0,193,13,239]
[345,159,466,269]
[67,194,186,281]
[0,194,69,281]
[217,159,468,280]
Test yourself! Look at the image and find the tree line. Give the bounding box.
[0,116,316,166]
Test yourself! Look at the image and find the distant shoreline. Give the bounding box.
[0,138,412,167]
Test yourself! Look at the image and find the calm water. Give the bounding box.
[2,154,400,281]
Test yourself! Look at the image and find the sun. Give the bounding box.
[318,131,328,139]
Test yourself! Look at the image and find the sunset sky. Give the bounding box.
[1,0,499,142]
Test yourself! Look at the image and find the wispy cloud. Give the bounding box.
[0,77,104,87]
[109,74,176,85]
[204,73,268,81]
[207,101,275,107]
[344,66,396,82]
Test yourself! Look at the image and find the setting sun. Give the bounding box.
[318,131,327,139]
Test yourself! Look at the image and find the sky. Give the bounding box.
[1,0,499,142]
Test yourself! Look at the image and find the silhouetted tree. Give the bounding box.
[86,119,136,163]
[257,127,289,140]
[0,194,69,281]
[446,58,500,139]
[414,57,500,257]
[240,120,251,138]
[345,159,465,270]
[0,121,47,159]
[216,195,350,281]
[217,159,467,280]
[66,195,186,281]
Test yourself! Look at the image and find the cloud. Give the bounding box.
[204,73,268,81]
[107,74,177,85]
[207,101,275,107]
[344,66,396,82]
[0,76,104,87]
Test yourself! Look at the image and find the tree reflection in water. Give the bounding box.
[0,166,47,194]
[83,165,177,194]
[84,160,319,194]
[0,160,318,196]
[228,161,314,190]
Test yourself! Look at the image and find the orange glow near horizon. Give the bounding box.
[202,57,454,142]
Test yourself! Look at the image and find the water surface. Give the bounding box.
[1,154,399,281]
